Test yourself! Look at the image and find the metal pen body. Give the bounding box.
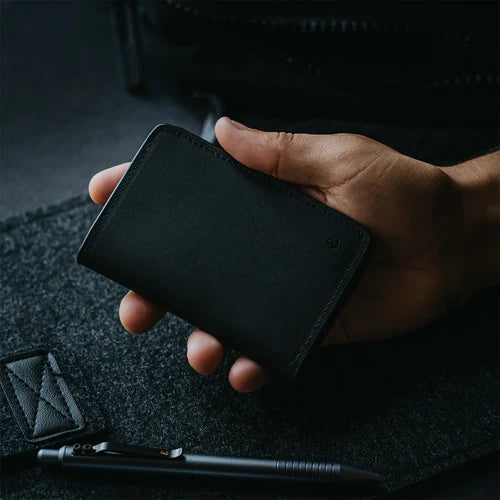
[37,446,379,484]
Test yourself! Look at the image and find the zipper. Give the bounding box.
[278,51,500,93]
[163,1,499,92]
[164,0,494,51]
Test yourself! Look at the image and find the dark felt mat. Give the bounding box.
[0,194,498,499]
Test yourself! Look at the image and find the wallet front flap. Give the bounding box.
[78,125,370,378]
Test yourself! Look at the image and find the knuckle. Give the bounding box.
[268,131,295,178]
[276,131,296,147]
[334,133,370,153]
[270,131,296,153]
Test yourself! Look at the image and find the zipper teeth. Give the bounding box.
[164,0,495,51]
[419,73,500,91]
[280,52,500,91]
[165,0,499,90]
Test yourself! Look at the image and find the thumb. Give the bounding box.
[215,117,340,187]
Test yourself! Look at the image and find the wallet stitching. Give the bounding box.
[79,126,369,375]
[289,240,367,371]
[78,128,163,261]
[167,130,364,238]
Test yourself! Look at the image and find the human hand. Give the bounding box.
[89,118,499,392]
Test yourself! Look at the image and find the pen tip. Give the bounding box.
[340,465,381,482]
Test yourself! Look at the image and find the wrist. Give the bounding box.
[445,151,500,300]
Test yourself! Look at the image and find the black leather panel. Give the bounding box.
[0,349,85,443]
[78,125,370,378]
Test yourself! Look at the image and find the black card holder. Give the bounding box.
[78,125,370,378]
[0,347,106,462]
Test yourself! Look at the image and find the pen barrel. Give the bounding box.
[183,455,346,482]
[37,447,379,484]
[275,459,340,481]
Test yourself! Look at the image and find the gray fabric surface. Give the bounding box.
[0,194,498,499]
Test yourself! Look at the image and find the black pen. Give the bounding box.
[37,442,380,485]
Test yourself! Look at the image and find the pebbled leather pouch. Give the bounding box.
[78,125,370,378]
[0,347,106,461]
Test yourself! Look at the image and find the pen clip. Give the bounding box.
[88,441,183,460]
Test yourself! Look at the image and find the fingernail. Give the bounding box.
[229,119,249,130]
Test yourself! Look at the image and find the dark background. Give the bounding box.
[1,0,202,218]
[1,1,498,498]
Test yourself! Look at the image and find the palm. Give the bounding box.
[311,141,461,343]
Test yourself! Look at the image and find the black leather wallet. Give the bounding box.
[78,125,370,379]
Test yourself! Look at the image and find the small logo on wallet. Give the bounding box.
[327,235,341,250]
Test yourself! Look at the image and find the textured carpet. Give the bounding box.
[0,193,498,499]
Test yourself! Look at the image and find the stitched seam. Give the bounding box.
[5,370,35,433]
[0,349,51,435]
[167,130,363,236]
[79,126,369,374]
[49,355,77,423]
[78,129,162,260]
[33,359,49,436]
[289,238,367,371]
[53,370,77,423]
[6,367,75,425]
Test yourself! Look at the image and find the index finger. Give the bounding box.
[89,163,130,206]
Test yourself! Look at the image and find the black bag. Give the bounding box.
[122,1,499,125]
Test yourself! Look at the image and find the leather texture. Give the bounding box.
[0,346,106,461]
[0,349,85,443]
[78,125,370,378]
